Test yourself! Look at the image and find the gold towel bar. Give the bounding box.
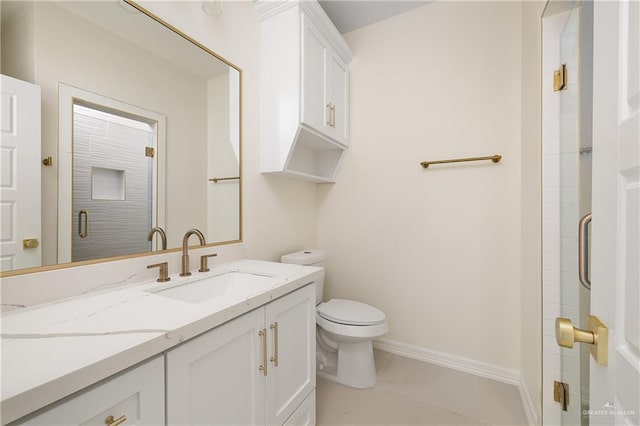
[420,154,502,169]
[208,176,240,183]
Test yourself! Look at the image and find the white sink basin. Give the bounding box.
[148,271,275,303]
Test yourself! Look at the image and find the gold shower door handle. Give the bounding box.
[79,210,89,238]
[578,213,592,290]
[555,315,608,365]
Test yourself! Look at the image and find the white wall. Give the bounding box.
[521,1,545,423]
[317,1,523,371]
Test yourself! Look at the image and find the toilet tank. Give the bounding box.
[280,249,325,304]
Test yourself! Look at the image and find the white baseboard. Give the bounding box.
[519,378,538,426]
[373,338,520,385]
[373,338,538,426]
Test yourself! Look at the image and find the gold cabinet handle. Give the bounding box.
[555,315,608,365]
[326,103,332,126]
[79,209,89,238]
[105,415,127,426]
[330,104,336,128]
[258,329,268,376]
[270,322,279,367]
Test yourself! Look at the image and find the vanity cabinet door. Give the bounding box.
[283,389,316,426]
[19,356,164,425]
[165,307,266,426]
[165,284,315,426]
[265,284,316,425]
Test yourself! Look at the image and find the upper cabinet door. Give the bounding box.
[301,15,328,134]
[301,13,349,147]
[327,53,349,146]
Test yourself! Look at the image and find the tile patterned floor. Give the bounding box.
[316,350,528,425]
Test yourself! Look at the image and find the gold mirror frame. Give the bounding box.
[0,0,243,279]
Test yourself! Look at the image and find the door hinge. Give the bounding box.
[553,64,567,92]
[554,380,569,411]
[145,147,155,158]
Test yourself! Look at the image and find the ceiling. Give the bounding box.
[318,0,431,34]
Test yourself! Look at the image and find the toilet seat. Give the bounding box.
[317,299,386,326]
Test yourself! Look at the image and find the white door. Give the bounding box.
[166,308,266,425]
[0,74,41,272]
[265,284,315,425]
[590,1,639,424]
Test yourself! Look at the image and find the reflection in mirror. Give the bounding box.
[0,0,241,275]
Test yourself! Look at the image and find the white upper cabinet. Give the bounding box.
[257,1,353,183]
[301,15,349,146]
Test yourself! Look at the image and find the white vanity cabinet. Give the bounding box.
[18,356,164,425]
[166,284,316,425]
[258,1,353,183]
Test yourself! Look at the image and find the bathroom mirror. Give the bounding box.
[0,0,242,275]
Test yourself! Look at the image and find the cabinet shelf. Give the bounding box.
[264,125,347,183]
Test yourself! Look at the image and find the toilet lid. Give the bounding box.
[317,299,386,326]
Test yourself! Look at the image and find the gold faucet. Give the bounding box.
[180,229,206,276]
[147,226,167,251]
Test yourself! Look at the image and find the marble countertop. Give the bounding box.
[0,259,322,425]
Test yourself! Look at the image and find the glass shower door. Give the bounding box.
[72,103,155,262]
[542,1,593,424]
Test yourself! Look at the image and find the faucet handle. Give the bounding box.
[147,262,171,282]
[199,253,218,272]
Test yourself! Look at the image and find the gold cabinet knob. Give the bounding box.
[555,316,608,365]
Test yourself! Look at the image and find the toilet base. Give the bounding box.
[317,341,377,389]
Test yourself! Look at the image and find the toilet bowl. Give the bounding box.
[281,250,389,389]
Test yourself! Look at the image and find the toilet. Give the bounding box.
[281,249,388,389]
